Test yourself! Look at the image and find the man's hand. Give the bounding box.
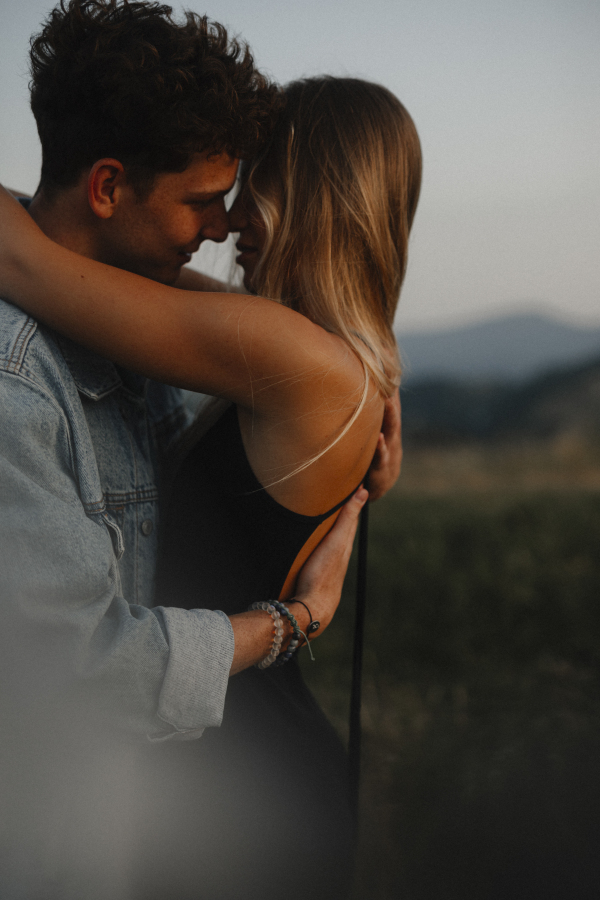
[367,389,402,501]
[293,486,369,632]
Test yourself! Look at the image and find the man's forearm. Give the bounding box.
[0,371,233,740]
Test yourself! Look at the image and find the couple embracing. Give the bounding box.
[0,1,421,898]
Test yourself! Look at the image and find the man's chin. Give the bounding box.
[119,259,182,286]
[160,272,181,286]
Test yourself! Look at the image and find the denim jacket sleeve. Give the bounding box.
[0,304,234,740]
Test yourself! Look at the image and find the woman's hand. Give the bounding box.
[291,485,369,632]
[228,486,368,674]
[367,389,402,500]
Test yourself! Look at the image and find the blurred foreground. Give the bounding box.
[302,359,600,899]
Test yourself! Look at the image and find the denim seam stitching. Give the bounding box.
[4,317,37,374]
[82,490,159,515]
[83,500,107,515]
[104,489,159,504]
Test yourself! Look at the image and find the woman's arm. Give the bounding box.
[0,186,360,425]
[229,486,367,673]
[174,266,248,294]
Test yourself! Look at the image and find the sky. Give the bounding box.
[0,0,598,333]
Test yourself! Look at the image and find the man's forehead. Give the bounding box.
[144,151,238,204]
[181,151,239,192]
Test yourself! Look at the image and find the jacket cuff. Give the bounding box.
[151,607,234,740]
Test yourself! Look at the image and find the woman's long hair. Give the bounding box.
[247,76,422,398]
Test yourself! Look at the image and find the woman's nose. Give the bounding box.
[227,192,248,233]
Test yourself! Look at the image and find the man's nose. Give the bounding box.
[200,199,229,243]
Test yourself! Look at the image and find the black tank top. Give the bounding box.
[149,404,356,900]
[154,403,357,612]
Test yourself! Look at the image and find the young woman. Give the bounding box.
[0,77,421,899]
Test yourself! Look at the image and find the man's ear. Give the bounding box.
[87,159,127,219]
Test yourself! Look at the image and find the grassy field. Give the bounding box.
[301,442,600,899]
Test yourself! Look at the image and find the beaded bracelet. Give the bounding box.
[269,600,315,665]
[249,601,285,669]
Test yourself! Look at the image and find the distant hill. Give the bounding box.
[401,355,600,444]
[397,314,600,382]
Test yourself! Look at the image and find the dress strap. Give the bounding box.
[315,479,365,522]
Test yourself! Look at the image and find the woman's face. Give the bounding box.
[228,185,266,293]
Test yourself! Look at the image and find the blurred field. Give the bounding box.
[396,434,600,494]
[301,437,600,899]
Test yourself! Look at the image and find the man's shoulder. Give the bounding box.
[0,296,75,386]
[0,297,40,370]
[0,298,95,435]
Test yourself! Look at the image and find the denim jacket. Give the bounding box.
[0,297,234,739]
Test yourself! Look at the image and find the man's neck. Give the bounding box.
[28,188,99,260]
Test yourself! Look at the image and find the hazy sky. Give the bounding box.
[1,0,598,332]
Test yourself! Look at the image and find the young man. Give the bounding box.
[0,0,285,744]
[0,1,400,894]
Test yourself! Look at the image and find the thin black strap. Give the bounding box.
[348,487,369,820]
[318,478,365,521]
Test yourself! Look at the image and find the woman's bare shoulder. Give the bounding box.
[238,365,384,516]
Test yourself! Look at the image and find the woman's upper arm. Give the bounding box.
[174,266,246,294]
[0,188,361,420]
[13,243,353,417]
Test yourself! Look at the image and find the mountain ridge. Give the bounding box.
[400,354,600,444]
[397,313,600,382]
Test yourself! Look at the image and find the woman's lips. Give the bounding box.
[235,244,258,267]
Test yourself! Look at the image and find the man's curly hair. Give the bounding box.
[30,0,283,196]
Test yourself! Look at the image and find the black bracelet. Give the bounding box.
[288,598,320,638]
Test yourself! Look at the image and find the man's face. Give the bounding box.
[100,151,239,285]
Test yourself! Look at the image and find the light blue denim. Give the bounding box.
[0,296,234,739]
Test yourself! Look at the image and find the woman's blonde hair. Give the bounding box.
[247,76,422,397]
